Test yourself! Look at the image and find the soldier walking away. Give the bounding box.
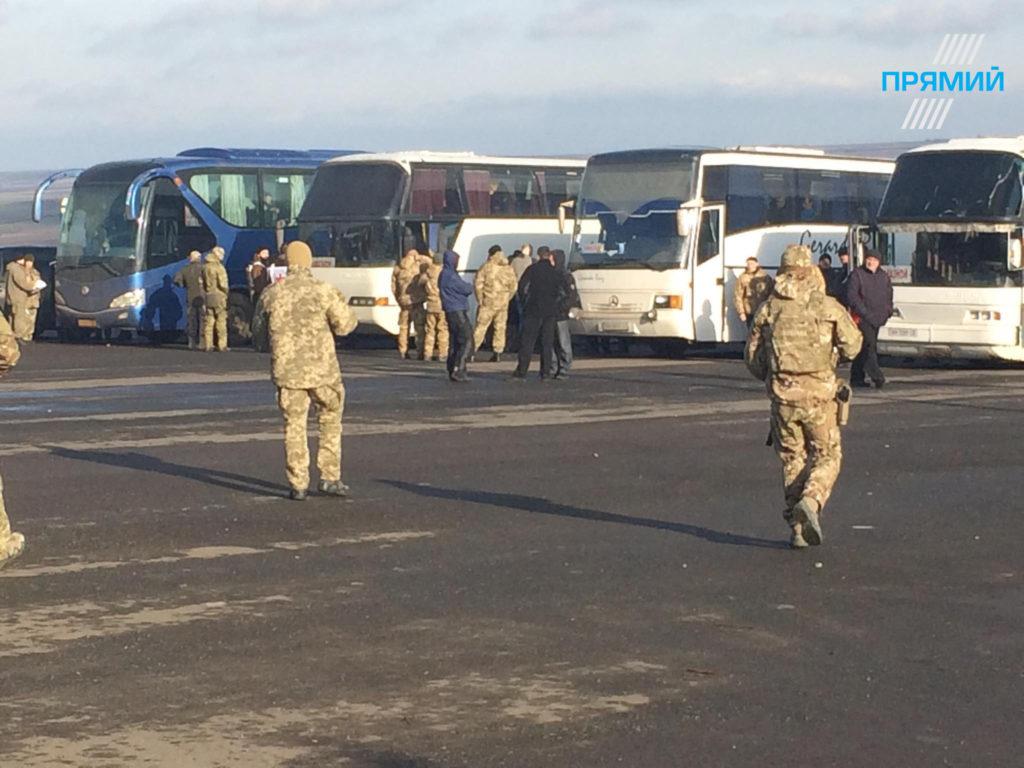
[174,251,206,350]
[252,241,358,500]
[391,249,428,359]
[4,253,42,342]
[733,256,774,328]
[512,247,562,380]
[438,250,474,382]
[745,245,862,549]
[551,249,580,378]
[419,252,449,362]
[202,247,230,351]
[473,245,518,362]
[846,249,893,390]
[0,313,25,567]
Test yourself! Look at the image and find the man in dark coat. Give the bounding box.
[438,250,473,382]
[512,249,564,380]
[550,249,579,378]
[846,249,894,389]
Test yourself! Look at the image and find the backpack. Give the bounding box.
[766,293,834,374]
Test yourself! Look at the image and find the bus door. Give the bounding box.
[692,205,725,341]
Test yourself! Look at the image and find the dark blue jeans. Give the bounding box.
[445,310,472,378]
[551,320,573,374]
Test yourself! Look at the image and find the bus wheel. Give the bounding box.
[228,292,254,347]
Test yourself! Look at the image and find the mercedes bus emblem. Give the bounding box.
[81,286,90,296]
[609,295,620,307]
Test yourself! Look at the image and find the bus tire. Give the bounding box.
[228,291,254,347]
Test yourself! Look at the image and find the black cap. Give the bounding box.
[837,244,849,256]
[488,244,502,256]
[537,246,551,257]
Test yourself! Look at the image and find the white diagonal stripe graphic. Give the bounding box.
[934,99,955,130]
[965,33,986,65]
[908,99,929,130]
[953,33,973,65]
[940,33,960,66]
[925,98,947,130]
[933,33,953,65]
[915,99,937,130]
[957,34,975,65]
[901,98,922,130]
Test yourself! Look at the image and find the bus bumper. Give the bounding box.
[570,309,688,338]
[56,304,143,332]
[347,303,401,336]
[879,323,1024,362]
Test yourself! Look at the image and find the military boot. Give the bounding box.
[317,480,350,497]
[794,497,823,546]
[490,353,502,363]
[289,488,307,501]
[789,523,809,549]
[0,532,26,569]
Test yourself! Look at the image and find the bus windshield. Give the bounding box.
[880,151,1024,222]
[882,229,1021,288]
[572,157,695,270]
[300,163,406,219]
[56,182,141,278]
[300,220,401,267]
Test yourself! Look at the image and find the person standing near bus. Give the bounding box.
[512,248,562,380]
[4,253,41,342]
[391,249,428,359]
[439,250,473,382]
[0,312,25,567]
[419,253,449,361]
[733,256,774,327]
[551,249,580,378]
[745,245,862,549]
[202,247,230,351]
[255,241,358,500]
[174,250,206,350]
[846,249,893,390]
[473,245,518,363]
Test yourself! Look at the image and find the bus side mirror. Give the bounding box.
[557,200,574,235]
[1010,232,1023,270]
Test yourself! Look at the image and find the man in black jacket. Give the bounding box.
[512,249,563,380]
[550,249,579,378]
[846,249,893,389]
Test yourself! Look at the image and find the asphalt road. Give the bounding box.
[0,340,1021,768]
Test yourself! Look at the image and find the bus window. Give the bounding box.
[146,179,215,269]
[697,210,721,264]
[188,172,260,228]
[260,172,313,227]
[537,169,583,214]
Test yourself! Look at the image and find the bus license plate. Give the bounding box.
[886,327,918,339]
[77,319,97,328]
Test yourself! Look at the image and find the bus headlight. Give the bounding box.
[109,288,146,309]
[654,294,682,310]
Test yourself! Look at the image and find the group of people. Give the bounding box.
[391,243,580,383]
[172,248,231,351]
[3,253,43,343]
[733,244,893,390]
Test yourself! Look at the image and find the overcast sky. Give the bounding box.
[0,0,1020,170]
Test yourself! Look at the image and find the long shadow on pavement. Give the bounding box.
[382,480,788,550]
[47,446,286,496]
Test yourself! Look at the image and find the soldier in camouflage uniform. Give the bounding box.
[419,253,449,361]
[0,313,25,567]
[472,245,518,362]
[4,254,42,342]
[253,241,358,500]
[733,256,774,326]
[391,249,428,359]
[202,247,230,351]
[173,250,206,349]
[745,245,862,549]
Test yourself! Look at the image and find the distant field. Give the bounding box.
[0,171,68,247]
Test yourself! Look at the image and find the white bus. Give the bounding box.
[853,138,1024,361]
[297,151,586,334]
[566,148,894,352]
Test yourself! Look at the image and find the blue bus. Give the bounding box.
[33,147,360,341]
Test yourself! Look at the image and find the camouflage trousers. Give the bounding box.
[770,399,842,519]
[186,300,204,348]
[397,305,425,357]
[203,306,228,351]
[7,304,36,341]
[278,384,345,491]
[473,305,509,353]
[0,473,10,545]
[422,311,449,359]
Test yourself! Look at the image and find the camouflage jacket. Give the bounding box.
[202,262,229,309]
[745,269,862,405]
[253,266,357,389]
[174,262,206,305]
[733,268,774,318]
[4,262,39,309]
[421,262,444,313]
[0,313,20,377]
[474,253,518,309]
[391,253,428,308]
